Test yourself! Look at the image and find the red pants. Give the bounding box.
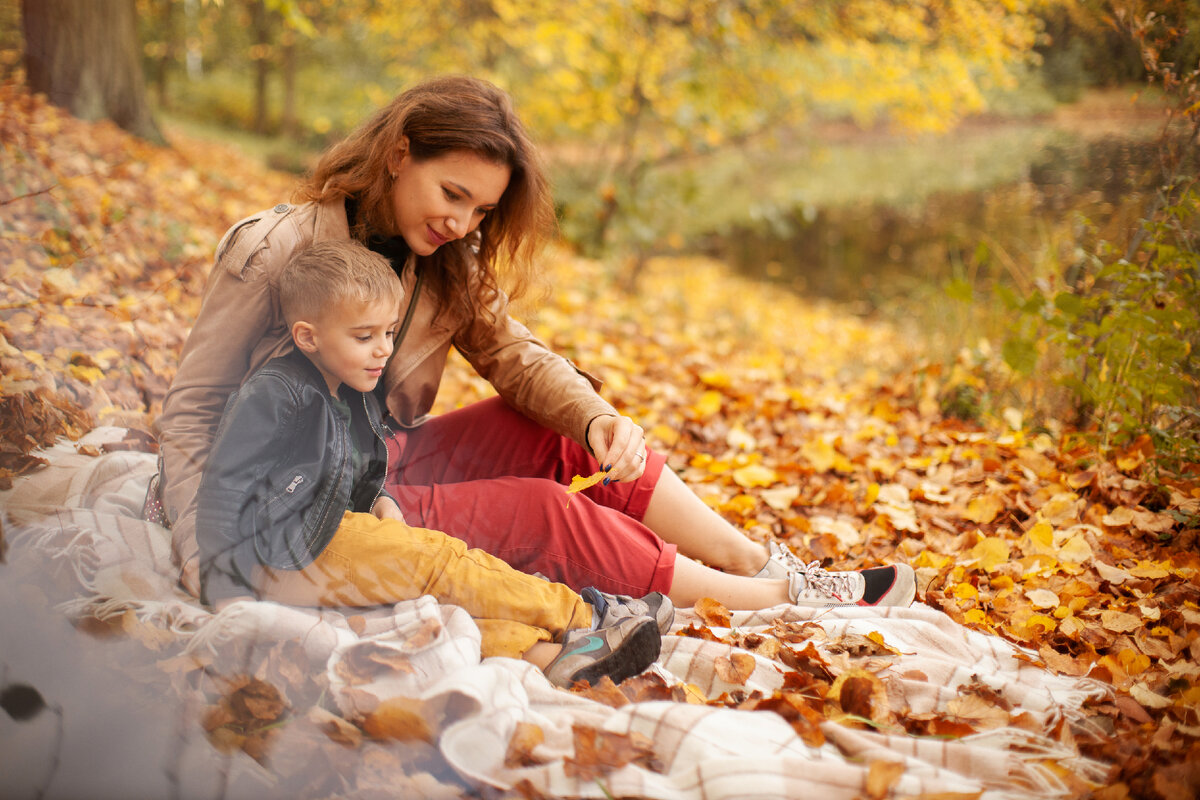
[385,397,676,596]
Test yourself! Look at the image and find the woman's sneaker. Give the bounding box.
[579,587,675,633]
[544,616,662,689]
[755,541,916,608]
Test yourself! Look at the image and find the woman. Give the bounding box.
[155,75,914,612]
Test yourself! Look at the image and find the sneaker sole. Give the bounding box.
[569,618,661,687]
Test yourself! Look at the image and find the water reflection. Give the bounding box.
[709,135,1164,309]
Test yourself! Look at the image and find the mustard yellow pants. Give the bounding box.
[253,511,594,659]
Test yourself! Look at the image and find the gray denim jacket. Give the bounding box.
[196,349,392,605]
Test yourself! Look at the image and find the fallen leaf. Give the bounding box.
[361,697,435,742]
[732,463,777,488]
[694,597,732,628]
[1128,684,1171,710]
[1100,610,1143,634]
[867,759,906,799]
[504,721,547,768]
[1025,588,1059,609]
[963,493,1004,524]
[714,652,757,685]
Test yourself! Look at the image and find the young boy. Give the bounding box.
[195,240,670,688]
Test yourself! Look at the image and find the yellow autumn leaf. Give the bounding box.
[1022,521,1055,555]
[912,550,952,570]
[720,493,757,516]
[93,347,123,367]
[726,425,756,451]
[952,582,978,600]
[68,364,105,384]
[798,437,834,473]
[731,463,777,488]
[1025,588,1059,609]
[1102,507,1136,527]
[964,608,990,625]
[691,390,723,419]
[866,630,901,655]
[963,493,1004,524]
[759,485,800,512]
[648,423,679,448]
[1100,609,1142,633]
[1058,534,1093,564]
[564,470,608,506]
[1038,493,1083,526]
[1118,649,1150,675]
[966,536,1011,573]
[1129,561,1170,579]
[699,370,731,389]
[1116,450,1145,472]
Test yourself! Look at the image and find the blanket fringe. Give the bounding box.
[20,519,103,595]
[57,595,212,636]
[965,728,1110,790]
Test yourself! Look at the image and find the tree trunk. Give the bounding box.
[153,0,179,110]
[22,0,164,144]
[280,33,297,140]
[250,0,271,135]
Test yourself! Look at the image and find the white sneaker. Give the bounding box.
[755,541,916,608]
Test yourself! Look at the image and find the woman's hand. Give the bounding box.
[373,495,407,523]
[586,414,647,484]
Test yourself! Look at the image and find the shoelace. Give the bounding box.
[774,544,858,602]
[792,560,857,602]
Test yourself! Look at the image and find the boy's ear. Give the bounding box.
[292,321,319,353]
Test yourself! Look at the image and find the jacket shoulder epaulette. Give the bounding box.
[216,203,296,279]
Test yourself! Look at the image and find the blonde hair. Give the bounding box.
[297,75,555,342]
[279,240,402,326]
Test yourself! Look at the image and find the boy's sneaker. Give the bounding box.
[754,541,916,608]
[580,586,675,634]
[544,616,661,689]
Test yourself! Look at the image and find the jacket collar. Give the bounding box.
[314,194,351,241]
[280,348,363,405]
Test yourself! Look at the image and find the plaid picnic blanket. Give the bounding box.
[0,428,1111,799]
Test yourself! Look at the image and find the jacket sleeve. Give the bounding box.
[156,211,297,578]
[455,291,619,450]
[196,375,297,605]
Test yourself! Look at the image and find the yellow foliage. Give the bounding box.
[966,537,1011,573]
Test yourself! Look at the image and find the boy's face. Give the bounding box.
[295,297,400,395]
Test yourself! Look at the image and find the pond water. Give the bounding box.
[701,130,1166,312]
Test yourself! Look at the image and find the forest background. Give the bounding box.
[2,1,1200,798]
[6,0,1198,473]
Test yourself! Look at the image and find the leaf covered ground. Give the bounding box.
[2,80,1200,799]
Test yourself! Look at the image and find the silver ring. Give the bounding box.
[636,451,645,462]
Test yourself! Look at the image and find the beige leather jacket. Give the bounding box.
[158,198,616,573]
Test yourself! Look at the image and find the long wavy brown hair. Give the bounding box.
[297,76,555,343]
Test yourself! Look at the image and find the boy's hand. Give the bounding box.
[373,495,406,523]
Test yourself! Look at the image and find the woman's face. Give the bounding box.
[388,143,512,256]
